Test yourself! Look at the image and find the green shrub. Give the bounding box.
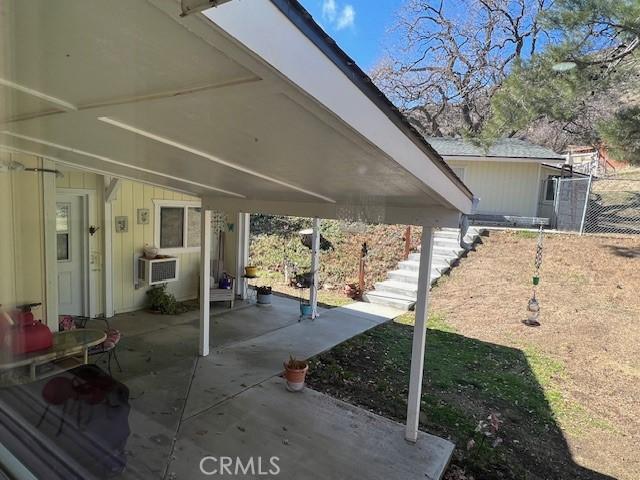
[249,215,421,290]
[146,284,186,315]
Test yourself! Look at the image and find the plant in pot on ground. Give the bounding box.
[256,285,273,305]
[146,284,187,315]
[283,355,308,392]
[343,282,362,300]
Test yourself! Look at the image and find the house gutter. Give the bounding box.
[266,0,474,201]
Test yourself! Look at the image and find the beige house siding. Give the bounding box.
[109,181,202,314]
[446,160,542,217]
[1,158,213,317]
[57,170,208,314]
[2,155,241,320]
[0,152,48,322]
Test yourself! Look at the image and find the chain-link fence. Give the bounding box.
[553,172,640,235]
[583,175,640,235]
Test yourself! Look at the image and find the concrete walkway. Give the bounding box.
[107,297,453,479]
[184,300,398,418]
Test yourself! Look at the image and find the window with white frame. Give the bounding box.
[154,200,201,252]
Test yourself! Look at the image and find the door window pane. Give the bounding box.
[187,207,201,247]
[56,203,70,232]
[159,207,184,248]
[57,233,69,261]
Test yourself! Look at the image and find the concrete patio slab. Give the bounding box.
[183,300,397,418]
[209,295,321,348]
[169,377,454,480]
[82,296,448,480]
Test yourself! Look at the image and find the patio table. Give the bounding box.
[0,329,106,383]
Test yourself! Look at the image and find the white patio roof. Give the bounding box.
[0,0,473,226]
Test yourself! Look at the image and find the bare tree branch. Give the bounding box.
[372,0,550,137]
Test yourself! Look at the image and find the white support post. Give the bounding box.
[103,176,115,318]
[236,212,250,300]
[405,226,434,443]
[42,158,58,330]
[199,209,212,356]
[309,217,320,319]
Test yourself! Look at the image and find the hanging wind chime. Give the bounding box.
[525,225,544,326]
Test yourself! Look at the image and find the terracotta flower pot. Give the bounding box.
[283,362,308,392]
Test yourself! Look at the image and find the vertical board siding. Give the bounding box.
[0,153,46,321]
[110,180,201,314]
[446,160,541,217]
[3,159,204,319]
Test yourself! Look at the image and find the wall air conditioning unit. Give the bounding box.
[137,256,179,287]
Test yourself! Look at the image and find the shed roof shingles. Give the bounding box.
[426,137,564,160]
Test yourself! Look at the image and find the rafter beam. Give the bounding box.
[203,197,461,228]
[0,78,77,111]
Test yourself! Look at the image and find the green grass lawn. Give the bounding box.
[306,312,608,480]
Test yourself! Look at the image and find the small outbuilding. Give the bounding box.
[427,137,566,220]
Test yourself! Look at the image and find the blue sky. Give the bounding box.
[298,0,404,71]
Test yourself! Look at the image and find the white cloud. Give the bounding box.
[322,0,337,22]
[321,0,355,31]
[336,4,355,30]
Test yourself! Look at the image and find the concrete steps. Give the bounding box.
[364,227,484,310]
[362,291,416,311]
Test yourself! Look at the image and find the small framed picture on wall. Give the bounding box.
[115,216,128,233]
[137,208,150,225]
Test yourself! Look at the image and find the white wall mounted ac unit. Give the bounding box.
[137,256,179,286]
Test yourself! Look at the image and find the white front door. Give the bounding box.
[56,194,85,316]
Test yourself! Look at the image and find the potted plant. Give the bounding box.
[343,282,361,300]
[256,285,273,305]
[283,355,308,392]
[244,265,257,277]
[299,301,312,318]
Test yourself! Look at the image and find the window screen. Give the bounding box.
[187,207,201,247]
[159,207,184,248]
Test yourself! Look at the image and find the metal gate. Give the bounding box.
[554,173,640,235]
[553,177,591,232]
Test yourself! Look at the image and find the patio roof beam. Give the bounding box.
[199,209,212,356]
[203,198,461,229]
[0,76,264,126]
[0,77,78,112]
[97,117,335,203]
[406,226,435,443]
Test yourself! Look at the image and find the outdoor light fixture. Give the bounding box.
[0,159,64,178]
[0,160,26,172]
